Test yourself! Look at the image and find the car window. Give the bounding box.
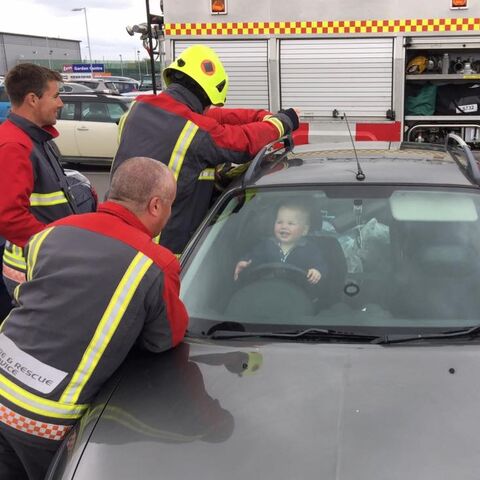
[113,82,137,94]
[59,102,76,120]
[81,101,109,122]
[105,102,127,122]
[181,186,480,334]
[59,85,72,93]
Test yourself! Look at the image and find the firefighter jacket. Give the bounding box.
[112,83,291,255]
[0,114,88,294]
[0,201,188,443]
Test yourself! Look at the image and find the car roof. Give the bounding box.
[102,76,139,83]
[75,79,115,85]
[250,145,477,188]
[60,82,95,92]
[59,92,131,103]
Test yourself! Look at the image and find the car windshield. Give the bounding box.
[181,185,480,336]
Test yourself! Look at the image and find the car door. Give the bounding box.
[75,100,123,159]
[54,100,80,158]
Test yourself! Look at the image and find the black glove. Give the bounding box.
[279,108,299,131]
[272,108,299,135]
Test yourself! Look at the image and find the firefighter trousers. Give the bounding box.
[0,424,59,480]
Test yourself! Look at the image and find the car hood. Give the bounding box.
[71,339,480,479]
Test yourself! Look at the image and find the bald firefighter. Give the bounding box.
[0,157,188,480]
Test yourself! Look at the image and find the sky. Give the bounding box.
[0,0,160,61]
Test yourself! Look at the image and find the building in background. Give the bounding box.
[0,31,159,82]
[0,32,82,75]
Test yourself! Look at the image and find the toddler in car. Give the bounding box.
[234,202,326,284]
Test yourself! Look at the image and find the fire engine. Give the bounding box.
[134,0,480,148]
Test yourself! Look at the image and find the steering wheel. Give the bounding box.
[238,262,309,288]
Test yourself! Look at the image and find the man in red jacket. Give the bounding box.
[112,44,300,256]
[0,156,188,480]
[0,63,95,302]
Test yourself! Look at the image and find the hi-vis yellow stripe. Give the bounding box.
[2,247,26,270]
[165,17,480,36]
[60,252,153,404]
[100,405,202,441]
[117,101,135,143]
[198,168,215,181]
[168,121,199,180]
[26,228,54,282]
[30,191,68,207]
[264,116,284,137]
[0,372,87,419]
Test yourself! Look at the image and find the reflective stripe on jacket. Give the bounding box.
[0,202,188,440]
[112,83,282,255]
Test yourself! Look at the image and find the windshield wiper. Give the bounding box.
[208,327,379,342]
[205,321,246,336]
[373,324,480,345]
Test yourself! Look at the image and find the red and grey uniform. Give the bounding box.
[0,114,78,295]
[112,83,291,255]
[0,201,188,476]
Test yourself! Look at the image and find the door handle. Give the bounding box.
[76,127,89,131]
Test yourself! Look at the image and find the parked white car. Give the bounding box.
[54,93,132,165]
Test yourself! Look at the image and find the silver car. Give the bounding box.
[47,136,480,480]
[72,79,120,95]
[59,82,95,94]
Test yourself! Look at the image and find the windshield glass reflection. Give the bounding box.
[181,186,480,334]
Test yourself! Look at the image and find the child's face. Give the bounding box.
[274,207,309,246]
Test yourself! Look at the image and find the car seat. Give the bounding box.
[308,235,347,309]
[392,222,480,320]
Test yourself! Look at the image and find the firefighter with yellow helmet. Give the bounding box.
[112,44,300,256]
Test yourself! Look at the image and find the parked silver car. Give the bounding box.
[47,136,480,480]
[72,78,120,95]
[59,82,95,94]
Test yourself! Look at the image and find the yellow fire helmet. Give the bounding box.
[406,55,428,74]
[163,44,229,106]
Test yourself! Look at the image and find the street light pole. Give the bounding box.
[137,50,142,79]
[119,54,124,76]
[72,7,93,78]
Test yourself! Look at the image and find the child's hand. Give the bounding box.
[234,260,252,281]
[306,268,321,284]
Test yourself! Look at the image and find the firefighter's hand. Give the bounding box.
[306,268,321,284]
[234,260,251,281]
[277,108,300,132]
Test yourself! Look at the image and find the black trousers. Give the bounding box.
[0,426,59,480]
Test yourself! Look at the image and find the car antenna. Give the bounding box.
[341,112,365,181]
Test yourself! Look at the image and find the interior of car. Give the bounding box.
[181,186,480,330]
[82,103,109,122]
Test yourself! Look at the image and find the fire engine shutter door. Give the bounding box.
[280,38,393,118]
[173,40,269,109]
[406,35,480,50]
